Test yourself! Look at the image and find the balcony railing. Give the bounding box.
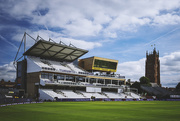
[41,67,125,79]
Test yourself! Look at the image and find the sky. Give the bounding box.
[0,0,180,87]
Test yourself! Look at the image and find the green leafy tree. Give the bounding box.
[1,79,5,82]
[0,79,5,88]
[139,76,151,86]
[126,79,131,86]
[176,82,180,89]
[131,81,140,88]
[0,79,5,84]
[131,81,141,93]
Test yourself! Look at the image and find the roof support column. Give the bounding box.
[85,77,87,83]
[75,76,77,83]
[88,78,90,83]
[52,74,54,82]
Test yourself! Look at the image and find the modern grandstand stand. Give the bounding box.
[13,32,140,101]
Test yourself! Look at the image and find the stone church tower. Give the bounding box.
[145,48,161,86]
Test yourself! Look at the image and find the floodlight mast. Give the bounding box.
[13,32,79,69]
[13,32,37,69]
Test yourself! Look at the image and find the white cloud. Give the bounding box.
[160,51,180,87]
[12,30,102,50]
[0,62,16,81]
[109,16,150,31]
[160,51,180,74]
[63,19,102,36]
[58,38,102,50]
[117,58,145,81]
[153,14,180,25]
[104,16,151,37]
[2,0,180,38]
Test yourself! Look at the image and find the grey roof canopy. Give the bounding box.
[23,40,88,62]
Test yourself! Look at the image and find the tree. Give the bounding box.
[0,79,5,84]
[131,81,141,93]
[139,76,151,86]
[176,82,180,89]
[126,79,131,86]
[0,79,5,82]
[131,81,140,90]
[0,79,5,88]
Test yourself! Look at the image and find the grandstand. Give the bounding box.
[141,85,172,98]
[14,33,141,101]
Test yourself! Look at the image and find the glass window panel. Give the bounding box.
[94,59,117,70]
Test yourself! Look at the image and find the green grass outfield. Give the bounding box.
[0,101,180,121]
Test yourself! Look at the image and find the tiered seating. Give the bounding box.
[40,89,65,100]
[56,90,67,97]
[141,86,154,94]
[29,56,87,74]
[141,86,173,98]
[39,89,140,100]
[49,61,72,71]
[74,91,86,97]
[141,86,162,96]
[151,88,162,95]
[93,93,107,98]
[130,92,141,99]
[119,93,133,98]
[67,63,84,72]
[105,92,117,98]
[30,56,51,68]
[104,92,121,98]
[61,90,84,98]
[80,92,92,98]
[154,87,170,96]
[80,92,107,98]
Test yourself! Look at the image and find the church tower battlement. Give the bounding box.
[145,48,161,86]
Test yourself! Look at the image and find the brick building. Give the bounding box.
[145,48,161,86]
